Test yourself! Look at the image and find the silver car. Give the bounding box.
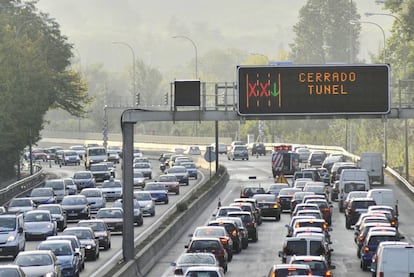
[133,191,155,217]
[24,210,57,240]
[14,250,62,277]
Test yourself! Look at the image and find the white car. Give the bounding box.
[133,170,146,187]
[184,266,225,277]
[133,162,152,179]
[101,179,123,200]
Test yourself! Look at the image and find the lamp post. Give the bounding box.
[172,35,199,136]
[172,35,198,79]
[365,12,410,179]
[351,20,388,165]
[112,41,137,106]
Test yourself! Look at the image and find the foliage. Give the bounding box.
[289,0,360,64]
[0,0,90,180]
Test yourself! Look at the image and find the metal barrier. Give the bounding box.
[0,165,45,206]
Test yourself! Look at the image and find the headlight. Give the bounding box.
[145,204,152,208]
[85,245,92,249]
[7,235,15,242]
[47,223,53,229]
[81,207,88,213]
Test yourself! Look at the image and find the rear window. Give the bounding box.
[344,183,367,193]
[285,241,307,255]
[368,235,399,246]
[190,240,220,251]
[352,200,376,209]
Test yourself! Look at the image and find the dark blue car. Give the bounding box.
[360,231,399,271]
[143,182,169,204]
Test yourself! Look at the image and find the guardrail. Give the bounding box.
[0,165,45,206]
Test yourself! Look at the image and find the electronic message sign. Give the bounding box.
[237,64,390,116]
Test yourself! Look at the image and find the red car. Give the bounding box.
[157,174,180,195]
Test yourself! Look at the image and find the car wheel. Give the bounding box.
[151,211,155,217]
[223,263,228,273]
[165,199,169,204]
[228,252,233,262]
[345,218,351,229]
[149,174,152,179]
[252,232,258,242]
[242,239,248,249]
[357,249,361,258]
[276,214,281,221]
[91,253,97,261]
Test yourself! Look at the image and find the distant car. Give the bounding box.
[63,178,77,195]
[61,150,81,166]
[289,255,335,276]
[69,145,86,160]
[133,191,156,217]
[307,151,327,168]
[7,197,36,214]
[211,143,228,154]
[143,182,169,204]
[105,161,116,178]
[29,187,56,205]
[240,186,266,198]
[180,162,198,179]
[89,163,111,182]
[106,149,120,163]
[158,174,180,195]
[95,207,124,233]
[296,147,311,163]
[37,204,67,232]
[266,183,290,196]
[265,264,312,277]
[133,149,143,157]
[171,253,219,276]
[61,195,91,221]
[14,250,62,277]
[44,179,67,202]
[251,143,266,156]
[252,194,281,221]
[77,219,111,250]
[227,145,249,160]
[80,188,106,212]
[133,162,152,179]
[37,240,80,277]
[62,226,99,261]
[166,166,189,185]
[133,170,146,188]
[113,199,143,226]
[24,210,57,240]
[73,171,96,191]
[101,179,123,201]
[185,146,201,155]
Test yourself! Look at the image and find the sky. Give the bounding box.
[35,0,393,75]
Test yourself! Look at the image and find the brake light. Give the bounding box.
[364,246,369,253]
[220,238,228,245]
[325,270,332,277]
[358,236,364,242]
[391,220,396,226]
[232,229,237,237]
[271,273,275,277]
[273,204,279,208]
[324,207,330,212]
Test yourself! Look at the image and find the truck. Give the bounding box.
[271,145,299,178]
[338,168,370,212]
[359,152,384,185]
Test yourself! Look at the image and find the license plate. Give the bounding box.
[69,213,77,216]
[262,205,269,208]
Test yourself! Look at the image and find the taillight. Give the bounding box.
[364,246,369,253]
[273,204,279,208]
[324,207,330,212]
[220,238,228,245]
[391,220,396,226]
[215,248,225,256]
[271,272,276,277]
[358,236,364,242]
[325,270,332,277]
[379,272,384,277]
[232,229,237,237]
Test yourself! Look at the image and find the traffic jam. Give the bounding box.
[169,143,409,277]
[0,144,201,277]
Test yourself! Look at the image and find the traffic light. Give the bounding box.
[164,93,168,105]
[135,93,140,106]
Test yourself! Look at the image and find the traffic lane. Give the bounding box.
[147,156,395,277]
[1,159,206,277]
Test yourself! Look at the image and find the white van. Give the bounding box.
[84,146,107,170]
[371,241,414,277]
[338,169,370,212]
[359,152,384,185]
[367,188,398,213]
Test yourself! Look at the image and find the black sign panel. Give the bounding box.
[237,64,390,116]
[174,80,201,107]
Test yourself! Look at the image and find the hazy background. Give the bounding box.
[36,0,393,78]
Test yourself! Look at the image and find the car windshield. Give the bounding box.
[63,229,93,239]
[168,167,186,173]
[62,197,87,205]
[134,172,144,178]
[134,163,149,169]
[31,189,52,197]
[253,195,276,202]
[15,254,53,267]
[24,212,50,222]
[144,184,165,191]
[0,218,16,231]
[97,209,123,218]
[344,183,367,193]
[38,243,73,256]
[134,193,152,201]
[292,260,326,271]
[159,175,177,182]
[65,151,78,156]
[178,254,216,265]
[90,165,108,171]
[9,199,31,207]
[190,240,220,251]
[44,180,64,190]
[89,148,105,155]
[102,181,121,188]
[185,271,220,277]
[81,190,101,197]
[74,172,92,179]
[195,228,225,237]
[38,206,60,214]
[78,221,105,231]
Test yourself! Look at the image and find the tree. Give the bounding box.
[289,0,360,64]
[0,1,91,180]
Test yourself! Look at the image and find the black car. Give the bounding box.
[251,143,266,156]
[89,163,111,182]
[61,195,91,221]
[252,194,281,221]
[240,186,266,198]
[207,219,243,253]
[227,211,258,242]
[277,188,302,211]
[62,227,100,261]
[345,197,377,229]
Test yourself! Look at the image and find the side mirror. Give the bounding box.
[278,251,283,257]
[184,245,188,249]
[18,227,23,233]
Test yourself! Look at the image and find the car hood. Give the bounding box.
[97,218,123,224]
[0,232,14,243]
[137,200,153,207]
[62,204,87,210]
[73,178,93,183]
[25,222,53,230]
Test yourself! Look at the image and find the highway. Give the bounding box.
[0,154,208,277]
[4,150,414,277]
[146,155,414,277]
